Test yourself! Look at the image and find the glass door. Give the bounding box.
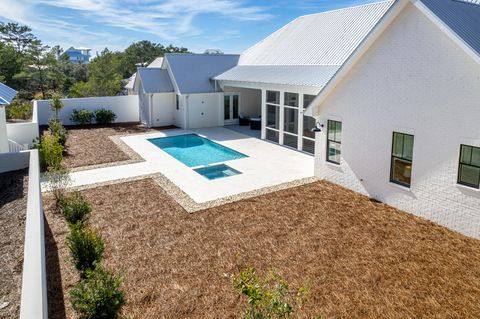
[224,94,239,124]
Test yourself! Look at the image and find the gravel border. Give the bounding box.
[67,172,320,213]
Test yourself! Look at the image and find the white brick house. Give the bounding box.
[305,0,480,237]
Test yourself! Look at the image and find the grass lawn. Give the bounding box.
[44,178,480,319]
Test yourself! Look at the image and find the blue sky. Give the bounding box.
[0,0,380,55]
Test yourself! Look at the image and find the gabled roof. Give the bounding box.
[304,0,480,116]
[0,82,17,105]
[165,53,239,94]
[239,1,395,66]
[148,57,164,68]
[215,1,395,87]
[137,68,174,93]
[124,73,136,90]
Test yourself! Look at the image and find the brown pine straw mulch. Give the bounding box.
[42,123,174,169]
[0,169,28,319]
[44,179,480,319]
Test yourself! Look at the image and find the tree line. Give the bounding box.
[0,22,188,102]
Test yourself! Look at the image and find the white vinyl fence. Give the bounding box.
[35,95,139,125]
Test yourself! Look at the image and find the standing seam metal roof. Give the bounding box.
[137,68,174,93]
[420,0,480,56]
[0,82,17,105]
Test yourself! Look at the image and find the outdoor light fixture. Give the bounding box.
[311,122,324,132]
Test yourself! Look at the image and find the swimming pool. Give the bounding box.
[148,134,247,167]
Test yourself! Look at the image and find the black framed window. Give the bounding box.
[458,145,480,189]
[390,132,414,187]
[176,95,179,110]
[327,120,342,164]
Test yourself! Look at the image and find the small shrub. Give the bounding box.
[50,93,64,120]
[48,118,68,147]
[232,267,308,319]
[66,224,105,275]
[70,265,125,319]
[44,169,72,203]
[35,133,64,171]
[5,99,33,120]
[59,192,92,225]
[94,109,117,125]
[71,109,94,125]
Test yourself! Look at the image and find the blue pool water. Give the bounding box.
[148,134,247,167]
[194,164,241,180]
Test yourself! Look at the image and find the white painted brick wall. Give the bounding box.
[314,3,480,238]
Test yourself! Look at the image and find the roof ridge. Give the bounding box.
[297,0,395,19]
[164,53,240,56]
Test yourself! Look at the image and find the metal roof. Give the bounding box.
[238,1,395,66]
[165,53,240,94]
[214,65,340,88]
[137,68,174,93]
[148,57,164,68]
[0,82,17,105]
[124,73,136,90]
[420,0,480,56]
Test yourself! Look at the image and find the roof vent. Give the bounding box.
[203,49,224,55]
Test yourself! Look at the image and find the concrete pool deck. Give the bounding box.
[43,127,315,205]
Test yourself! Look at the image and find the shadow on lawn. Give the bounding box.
[45,216,67,319]
[0,169,27,208]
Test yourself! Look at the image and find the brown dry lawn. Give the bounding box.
[0,169,28,319]
[55,124,174,169]
[44,179,480,319]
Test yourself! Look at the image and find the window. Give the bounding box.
[224,95,230,120]
[327,120,342,164]
[284,92,298,107]
[266,91,279,104]
[458,145,480,188]
[176,95,179,110]
[390,132,414,187]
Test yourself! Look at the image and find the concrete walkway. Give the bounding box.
[42,127,315,203]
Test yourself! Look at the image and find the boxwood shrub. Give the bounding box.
[70,265,125,319]
[70,109,94,125]
[59,192,92,225]
[66,224,105,275]
[94,109,117,125]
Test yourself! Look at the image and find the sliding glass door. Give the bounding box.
[224,94,239,124]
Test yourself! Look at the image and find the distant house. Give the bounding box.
[0,82,17,153]
[64,47,91,64]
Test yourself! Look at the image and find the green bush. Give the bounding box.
[94,109,117,125]
[59,192,92,225]
[232,268,308,319]
[66,224,105,275]
[48,119,68,147]
[35,133,64,171]
[70,109,94,125]
[70,265,125,319]
[5,100,33,120]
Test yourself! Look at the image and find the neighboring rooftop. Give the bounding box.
[0,82,17,105]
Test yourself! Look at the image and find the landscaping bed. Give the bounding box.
[44,179,480,318]
[0,169,28,318]
[49,123,175,169]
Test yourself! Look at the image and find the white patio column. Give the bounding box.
[261,89,266,140]
[314,119,327,177]
[0,106,9,153]
[297,94,304,151]
[279,91,285,145]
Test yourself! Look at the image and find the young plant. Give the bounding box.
[70,264,125,319]
[232,267,308,319]
[94,109,117,125]
[59,192,92,225]
[66,224,105,276]
[50,93,64,120]
[35,133,64,171]
[70,109,94,125]
[48,118,68,147]
[44,169,72,203]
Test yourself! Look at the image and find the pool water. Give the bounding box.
[194,164,241,180]
[148,134,247,167]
